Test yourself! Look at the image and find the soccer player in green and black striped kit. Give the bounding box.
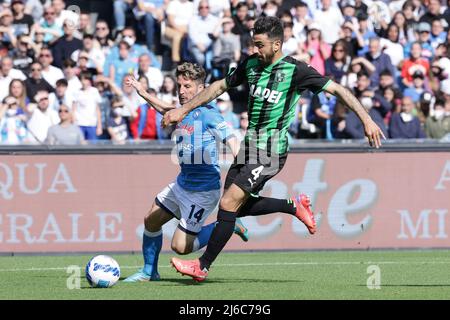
[163,16,386,282]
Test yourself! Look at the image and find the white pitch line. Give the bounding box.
[2,260,450,272]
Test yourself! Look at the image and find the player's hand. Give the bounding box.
[162,107,188,128]
[364,118,386,149]
[124,75,142,92]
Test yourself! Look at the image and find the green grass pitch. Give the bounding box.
[1,250,450,300]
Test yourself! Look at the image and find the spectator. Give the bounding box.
[212,17,241,80]
[403,70,429,103]
[194,0,231,18]
[94,20,114,58]
[367,0,391,33]
[364,37,396,88]
[46,103,86,145]
[231,2,250,49]
[282,22,298,57]
[26,90,60,143]
[78,12,93,37]
[313,0,344,45]
[72,72,102,140]
[109,40,137,87]
[11,0,34,36]
[216,91,239,129]
[301,23,330,76]
[158,75,178,108]
[425,98,450,139]
[38,47,64,88]
[308,91,337,139]
[391,10,415,46]
[25,0,50,23]
[325,39,351,83]
[118,75,140,120]
[129,88,158,140]
[50,19,83,69]
[135,0,166,51]
[404,22,434,61]
[344,92,388,139]
[429,18,446,50]
[113,0,134,33]
[104,27,159,74]
[35,5,63,44]
[48,78,73,112]
[71,33,106,74]
[379,23,404,69]
[188,0,221,69]
[0,9,17,52]
[10,34,35,74]
[135,53,163,92]
[162,0,195,68]
[292,1,311,43]
[9,78,29,110]
[0,56,26,101]
[339,21,360,58]
[52,0,79,30]
[107,95,129,144]
[354,11,377,56]
[62,59,82,99]
[76,50,98,78]
[24,62,54,102]
[419,0,445,25]
[0,95,27,144]
[30,29,45,57]
[389,96,426,139]
[401,42,430,87]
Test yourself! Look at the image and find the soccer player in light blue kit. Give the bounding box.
[124,63,248,282]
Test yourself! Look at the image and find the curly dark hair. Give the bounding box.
[175,62,206,85]
[253,16,284,41]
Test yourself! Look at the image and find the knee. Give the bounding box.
[171,241,191,255]
[144,214,161,231]
[219,196,238,212]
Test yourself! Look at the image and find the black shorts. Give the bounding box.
[224,150,288,195]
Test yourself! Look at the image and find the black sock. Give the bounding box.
[199,209,236,270]
[238,197,296,217]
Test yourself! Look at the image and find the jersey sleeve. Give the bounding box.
[225,55,252,88]
[295,60,331,95]
[204,109,235,143]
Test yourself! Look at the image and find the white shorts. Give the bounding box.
[155,181,221,235]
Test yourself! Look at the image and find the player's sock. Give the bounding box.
[142,229,162,276]
[238,196,296,217]
[199,209,236,271]
[192,222,216,252]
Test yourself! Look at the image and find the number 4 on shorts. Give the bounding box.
[248,165,264,188]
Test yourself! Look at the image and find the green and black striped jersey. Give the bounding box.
[226,54,332,154]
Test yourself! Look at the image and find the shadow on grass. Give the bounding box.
[149,277,304,286]
[357,284,450,288]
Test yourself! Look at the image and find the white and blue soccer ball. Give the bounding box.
[85,255,120,288]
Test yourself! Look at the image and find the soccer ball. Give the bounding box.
[85,255,120,288]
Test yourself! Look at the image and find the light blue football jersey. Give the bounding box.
[175,105,234,192]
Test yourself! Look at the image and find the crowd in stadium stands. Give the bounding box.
[0,0,450,145]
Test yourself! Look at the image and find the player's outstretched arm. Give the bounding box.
[162,79,228,127]
[324,81,386,148]
[124,76,175,115]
